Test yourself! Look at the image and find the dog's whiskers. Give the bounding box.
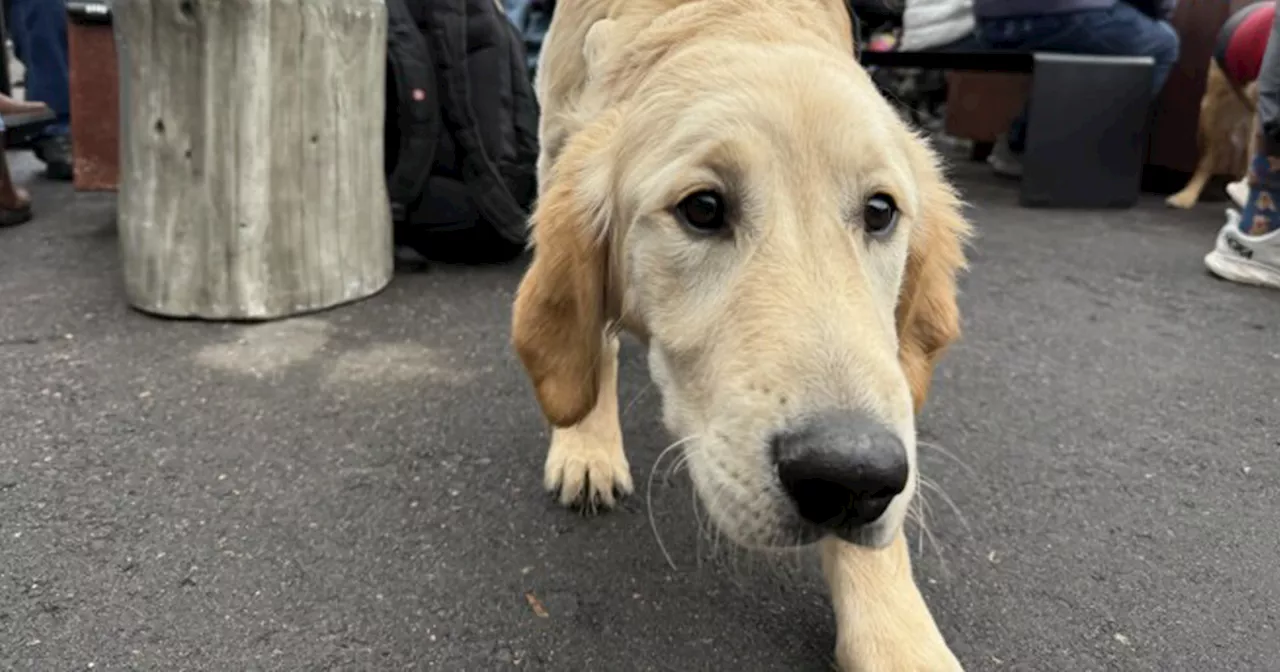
[646,445,817,585]
[646,434,702,571]
[691,484,707,567]
[621,380,654,420]
[917,439,977,478]
[664,450,694,483]
[688,480,815,586]
[691,478,721,567]
[910,490,948,571]
[692,479,737,571]
[908,496,927,556]
[918,475,971,534]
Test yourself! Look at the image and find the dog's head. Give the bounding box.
[512,36,970,550]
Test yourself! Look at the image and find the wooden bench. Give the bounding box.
[862,49,1156,209]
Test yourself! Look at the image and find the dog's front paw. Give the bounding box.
[1165,191,1197,209]
[544,425,633,512]
[835,635,963,672]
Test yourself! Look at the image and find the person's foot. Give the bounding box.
[32,134,73,181]
[0,92,49,117]
[1204,208,1280,289]
[987,134,1023,179]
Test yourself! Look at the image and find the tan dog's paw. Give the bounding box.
[544,425,633,512]
[835,637,963,672]
[1165,191,1197,209]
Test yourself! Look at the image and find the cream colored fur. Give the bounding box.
[1166,60,1258,210]
[510,1,972,669]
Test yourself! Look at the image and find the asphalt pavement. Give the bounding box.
[1,154,1278,672]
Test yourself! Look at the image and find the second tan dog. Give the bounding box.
[510,0,972,669]
[1166,60,1258,210]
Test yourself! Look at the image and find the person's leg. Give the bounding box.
[1236,4,1280,236]
[974,13,1086,175]
[1255,13,1280,164]
[503,0,532,28]
[1082,5,1181,94]
[8,0,73,181]
[975,5,1180,175]
[1204,0,1280,290]
[928,32,983,53]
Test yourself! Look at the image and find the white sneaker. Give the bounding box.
[1226,178,1249,209]
[987,134,1024,179]
[1204,208,1280,289]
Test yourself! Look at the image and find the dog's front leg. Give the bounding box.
[543,332,633,512]
[822,534,963,672]
[1166,151,1216,210]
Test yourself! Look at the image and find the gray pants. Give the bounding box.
[1258,1,1280,155]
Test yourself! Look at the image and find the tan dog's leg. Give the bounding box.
[1247,105,1261,167]
[1166,152,1216,209]
[823,534,963,672]
[1230,107,1262,207]
[544,333,633,511]
[1169,62,1242,210]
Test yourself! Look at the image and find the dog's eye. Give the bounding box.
[863,193,899,238]
[675,190,728,233]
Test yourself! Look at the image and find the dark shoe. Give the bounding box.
[0,94,51,117]
[0,202,33,227]
[33,134,73,181]
[0,185,32,227]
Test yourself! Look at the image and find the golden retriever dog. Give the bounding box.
[509,0,972,669]
[1166,60,1258,210]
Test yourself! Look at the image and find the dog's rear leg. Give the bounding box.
[1228,111,1262,207]
[1166,151,1216,209]
[823,534,963,672]
[544,333,633,512]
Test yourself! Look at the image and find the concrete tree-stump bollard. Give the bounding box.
[112,0,392,320]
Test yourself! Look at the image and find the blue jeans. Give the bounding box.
[503,0,553,77]
[8,0,71,138]
[976,3,1181,153]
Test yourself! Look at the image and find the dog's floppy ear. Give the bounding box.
[511,117,618,428]
[897,147,972,414]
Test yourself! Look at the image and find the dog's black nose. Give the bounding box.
[772,410,909,530]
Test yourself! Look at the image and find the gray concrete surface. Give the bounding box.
[1,155,1278,672]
